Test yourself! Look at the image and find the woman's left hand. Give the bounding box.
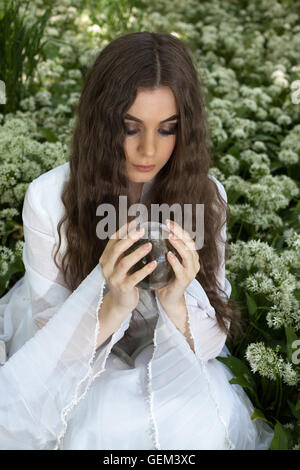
[157,219,201,312]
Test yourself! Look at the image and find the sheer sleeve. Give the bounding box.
[0,179,131,450]
[179,178,231,363]
[22,179,72,333]
[185,179,231,362]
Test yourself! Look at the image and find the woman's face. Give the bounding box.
[123,86,178,183]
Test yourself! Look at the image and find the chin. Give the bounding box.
[128,171,156,183]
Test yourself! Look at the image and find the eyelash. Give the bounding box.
[125,124,178,136]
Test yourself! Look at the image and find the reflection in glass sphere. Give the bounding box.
[124,221,181,290]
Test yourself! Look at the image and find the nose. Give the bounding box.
[138,132,156,158]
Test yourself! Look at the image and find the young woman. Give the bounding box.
[0,32,274,450]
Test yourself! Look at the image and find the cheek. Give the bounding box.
[161,137,176,161]
[123,139,131,159]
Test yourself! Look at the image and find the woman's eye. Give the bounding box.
[160,124,178,135]
[125,124,177,136]
[125,129,138,135]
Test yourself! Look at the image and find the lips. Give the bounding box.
[133,164,154,168]
[132,164,155,172]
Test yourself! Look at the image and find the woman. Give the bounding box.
[0,32,274,450]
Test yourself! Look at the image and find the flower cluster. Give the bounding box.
[226,239,299,330]
[245,342,299,386]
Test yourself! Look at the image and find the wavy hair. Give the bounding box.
[53,31,245,343]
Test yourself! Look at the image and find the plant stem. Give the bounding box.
[236,222,244,240]
[276,376,283,416]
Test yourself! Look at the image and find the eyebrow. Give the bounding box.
[124,113,179,123]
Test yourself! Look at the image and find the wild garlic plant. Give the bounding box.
[0,0,299,450]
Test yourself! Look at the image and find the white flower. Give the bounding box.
[46,27,60,37]
[278,149,298,165]
[252,142,267,154]
[276,114,292,126]
[256,108,268,120]
[34,90,52,107]
[220,154,240,174]
[260,121,281,134]
[87,24,102,35]
[241,98,258,113]
[283,229,300,251]
[231,127,247,139]
[245,342,299,385]
[75,11,92,27]
[0,247,16,275]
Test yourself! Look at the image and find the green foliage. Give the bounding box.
[0,0,54,115]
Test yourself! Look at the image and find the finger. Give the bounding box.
[110,218,138,241]
[101,227,145,277]
[169,234,200,270]
[168,236,196,270]
[125,259,157,290]
[166,250,186,283]
[103,218,138,257]
[107,228,145,269]
[114,239,152,279]
[165,219,196,251]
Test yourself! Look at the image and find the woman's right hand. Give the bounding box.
[99,219,157,315]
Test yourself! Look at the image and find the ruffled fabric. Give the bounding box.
[0,162,274,449]
[59,274,274,450]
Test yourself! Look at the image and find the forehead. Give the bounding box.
[125,87,178,123]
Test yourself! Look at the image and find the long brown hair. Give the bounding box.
[53,31,245,342]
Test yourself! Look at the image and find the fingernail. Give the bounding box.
[132,228,144,238]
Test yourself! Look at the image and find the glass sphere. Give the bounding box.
[123,221,181,290]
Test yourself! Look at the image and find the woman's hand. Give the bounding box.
[99,219,157,315]
[157,219,200,313]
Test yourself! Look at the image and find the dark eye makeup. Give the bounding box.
[124,123,178,136]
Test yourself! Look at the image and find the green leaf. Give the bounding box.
[0,257,24,297]
[293,288,300,302]
[228,280,242,301]
[270,161,285,172]
[251,408,273,425]
[216,355,256,388]
[37,126,58,142]
[265,142,280,152]
[254,134,278,143]
[229,376,254,390]
[287,398,300,420]
[285,326,300,363]
[269,421,291,450]
[229,376,259,403]
[245,292,257,317]
[296,395,300,412]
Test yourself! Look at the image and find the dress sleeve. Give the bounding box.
[21,179,72,333]
[170,178,231,363]
[185,179,231,363]
[0,180,131,450]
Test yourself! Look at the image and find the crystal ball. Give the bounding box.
[123,221,181,290]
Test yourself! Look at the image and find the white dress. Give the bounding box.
[0,162,274,450]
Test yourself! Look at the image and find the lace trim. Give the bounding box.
[145,320,161,450]
[54,279,107,450]
[185,301,236,450]
[53,277,235,450]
